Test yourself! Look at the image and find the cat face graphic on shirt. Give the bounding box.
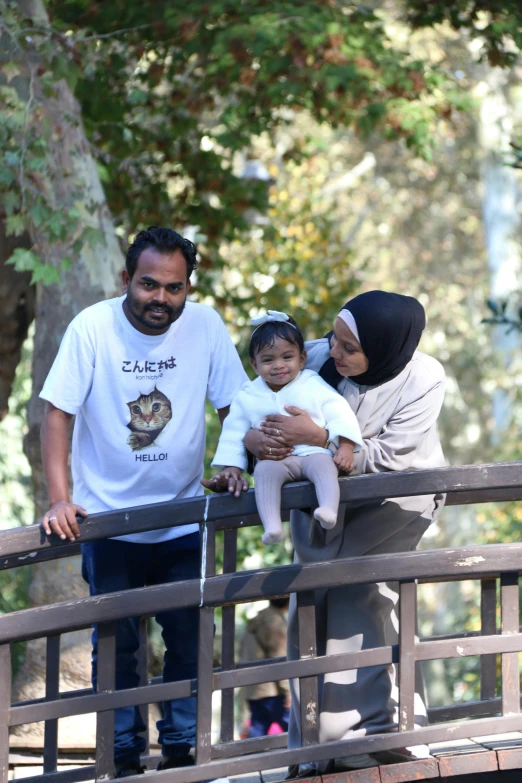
[126,386,172,451]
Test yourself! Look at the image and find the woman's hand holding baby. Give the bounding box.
[261,406,327,448]
[201,467,249,497]
[244,428,293,461]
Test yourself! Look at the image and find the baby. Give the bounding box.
[210,311,363,545]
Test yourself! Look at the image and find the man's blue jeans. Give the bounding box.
[81,533,199,764]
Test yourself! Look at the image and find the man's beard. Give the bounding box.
[125,290,187,331]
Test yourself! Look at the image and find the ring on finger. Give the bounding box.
[268,447,272,455]
[49,516,58,522]
[276,429,281,436]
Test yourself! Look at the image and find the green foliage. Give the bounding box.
[406,0,522,66]
[0,0,110,282]
[1,0,470,287]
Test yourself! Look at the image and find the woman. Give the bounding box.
[245,290,446,776]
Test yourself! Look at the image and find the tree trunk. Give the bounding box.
[478,68,522,440]
[9,0,124,751]
[0,225,35,421]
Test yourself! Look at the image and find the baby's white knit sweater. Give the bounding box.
[212,369,363,470]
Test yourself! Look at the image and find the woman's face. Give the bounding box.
[330,317,369,377]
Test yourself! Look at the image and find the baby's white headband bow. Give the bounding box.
[250,310,297,337]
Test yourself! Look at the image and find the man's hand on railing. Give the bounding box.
[201,467,249,498]
[41,500,88,541]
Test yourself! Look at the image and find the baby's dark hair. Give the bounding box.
[249,315,305,360]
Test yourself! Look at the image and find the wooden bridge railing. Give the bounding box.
[1,461,522,782]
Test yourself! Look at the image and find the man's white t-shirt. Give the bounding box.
[39,297,248,543]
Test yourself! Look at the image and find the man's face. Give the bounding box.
[122,248,191,335]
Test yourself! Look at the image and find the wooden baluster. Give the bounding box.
[501,572,520,715]
[399,580,417,732]
[195,521,216,766]
[96,621,117,780]
[297,590,319,746]
[480,578,497,701]
[220,528,238,743]
[0,644,11,783]
[43,635,61,773]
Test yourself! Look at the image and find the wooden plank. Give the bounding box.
[296,590,319,747]
[0,481,516,573]
[48,714,522,783]
[0,644,11,783]
[212,733,287,759]
[435,750,498,777]
[9,544,522,645]
[2,462,522,561]
[43,635,61,773]
[229,773,264,783]
[9,676,194,726]
[220,528,238,743]
[398,581,417,732]
[501,572,520,716]
[9,766,96,783]
[195,520,215,765]
[428,698,502,723]
[416,631,522,661]
[480,578,497,701]
[497,746,522,770]
[379,757,439,783]
[95,621,116,780]
[322,770,381,783]
[217,645,395,693]
[471,731,522,748]
[261,768,294,783]
[430,738,498,777]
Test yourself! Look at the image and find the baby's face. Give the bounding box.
[251,337,306,392]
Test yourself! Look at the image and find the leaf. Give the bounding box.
[80,226,106,248]
[1,190,20,216]
[487,298,499,315]
[31,264,61,285]
[5,247,39,271]
[28,201,50,228]
[1,63,21,84]
[5,214,26,237]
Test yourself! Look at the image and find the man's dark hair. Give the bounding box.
[126,226,198,279]
[249,315,305,360]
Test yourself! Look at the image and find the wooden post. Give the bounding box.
[43,635,61,773]
[399,580,417,732]
[500,572,520,716]
[220,528,238,743]
[195,521,216,765]
[96,622,117,780]
[0,644,11,783]
[297,590,319,746]
[480,578,497,701]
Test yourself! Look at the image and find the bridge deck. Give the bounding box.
[9,734,522,782]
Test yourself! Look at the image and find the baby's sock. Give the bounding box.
[262,528,286,545]
[313,506,337,530]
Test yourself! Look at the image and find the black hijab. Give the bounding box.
[319,290,426,389]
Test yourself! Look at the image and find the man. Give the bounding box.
[40,226,248,779]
